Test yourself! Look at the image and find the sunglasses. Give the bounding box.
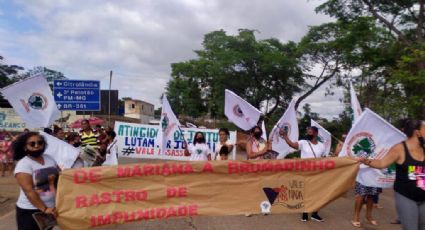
[26,140,45,147]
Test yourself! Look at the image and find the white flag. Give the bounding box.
[158,96,181,155]
[339,108,406,187]
[0,75,60,128]
[270,99,299,159]
[224,89,262,131]
[261,120,267,140]
[311,119,332,156]
[40,131,80,169]
[350,81,362,124]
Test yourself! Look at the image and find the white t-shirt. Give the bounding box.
[298,140,325,159]
[14,155,59,210]
[215,140,233,160]
[188,143,210,161]
[103,140,118,166]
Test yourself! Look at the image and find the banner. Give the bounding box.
[0,75,60,128]
[224,89,262,131]
[270,99,299,159]
[40,131,80,169]
[350,81,362,124]
[158,97,181,155]
[339,108,406,187]
[114,122,237,161]
[56,157,359,229]
[311,119,332,156]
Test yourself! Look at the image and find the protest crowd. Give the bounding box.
[0,76,423,230]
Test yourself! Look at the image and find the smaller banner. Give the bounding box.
[114,122,237,161]
[40,131,80,169]
[350,81,362,124]
[224,89,262,131]
[339,108,406,188]
[270,99,299,159]
[0,75,60,128]
[158,96,181,155]
[56,157,359,229]
[311,119,332,156]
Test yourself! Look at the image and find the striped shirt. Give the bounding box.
[80,130,99,147]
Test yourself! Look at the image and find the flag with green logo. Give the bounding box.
[158,96,181,155]
[339,108,406,187]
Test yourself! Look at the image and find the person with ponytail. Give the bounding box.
[358,119,425,230]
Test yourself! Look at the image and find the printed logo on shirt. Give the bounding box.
[262,179,305,211]
[408,165,425,190]
[196,149,203,155]
[33,166,60,198]
[346,132,376,158]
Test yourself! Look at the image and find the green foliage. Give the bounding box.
[0,55,24,89]
[167,29,304,118]
[315,0,425,119]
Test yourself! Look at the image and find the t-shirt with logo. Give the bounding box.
[188,143,210,161]
[298,140,325,159]
[14,155,60,210]
[215,140,233,160]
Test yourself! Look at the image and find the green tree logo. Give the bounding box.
[28,93,47,110]
[351,137,376,158]
[161,115,169,131]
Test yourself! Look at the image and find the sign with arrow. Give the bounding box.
[53,80,100,111]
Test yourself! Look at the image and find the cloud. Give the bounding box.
[1,0,342,118]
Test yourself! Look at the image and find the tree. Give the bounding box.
[0,55,23,88]
[11,66,67,88]
[315,0,425,118]
[167,29,305,119]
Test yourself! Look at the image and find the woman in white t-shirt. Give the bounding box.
[215,128,234,160]
[184,132,211,161]
[12,132,60,230]
[279,126,325,222]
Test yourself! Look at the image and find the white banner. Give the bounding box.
[339,108,406,187]
[114,122,237,161]
[350,81,362,124]
[0,75,60,128]
[224,89,262,131]
[270,99,299,159]
[40,131,80,169]
[158,96,181,155]
[311,119,332,156]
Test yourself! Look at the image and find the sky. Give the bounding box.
[0,0,345,120]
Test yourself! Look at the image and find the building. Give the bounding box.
[124,98,155,124]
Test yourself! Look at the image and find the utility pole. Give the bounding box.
[108,70,112,127]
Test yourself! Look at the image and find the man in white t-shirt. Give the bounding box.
[184,132,211,161]
[279,126,326,222]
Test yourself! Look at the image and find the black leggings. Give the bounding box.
[16,206,40,230]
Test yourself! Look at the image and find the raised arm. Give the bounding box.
[279,129,299,149]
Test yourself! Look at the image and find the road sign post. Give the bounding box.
[53,80,101,111]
